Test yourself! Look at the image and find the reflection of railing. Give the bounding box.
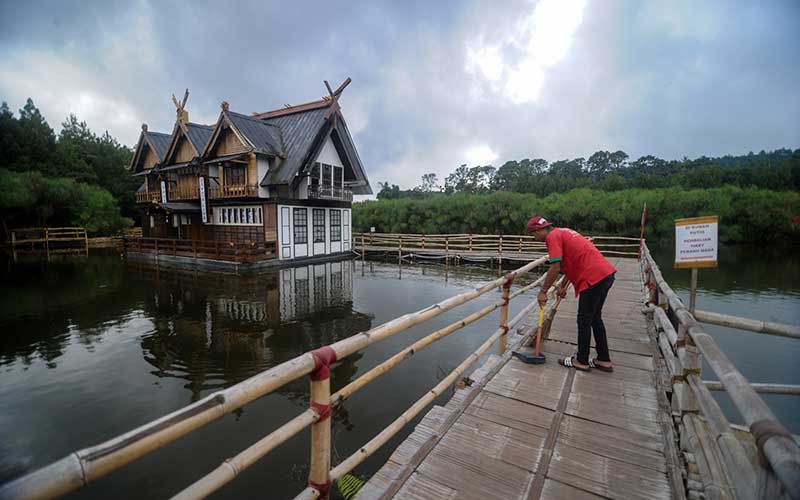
[167,185,199,201]
[308,184,353,202]
[354,233,641,259]
[209,184,258,199]
[135,191,161,203]
[121,237,277,263]
[1,256,560,500]
[641,242,800,499]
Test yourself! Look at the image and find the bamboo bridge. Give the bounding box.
[1,239,799,500]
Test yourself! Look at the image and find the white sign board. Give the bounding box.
[675,216,718,268]
[198,176,208,224]
[160,180,167,204]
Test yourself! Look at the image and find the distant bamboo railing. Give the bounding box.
[355,232,641,259]
[9,227,88,259]
[0,256,555,500]
[641,242,800,500]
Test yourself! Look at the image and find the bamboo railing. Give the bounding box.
[355,232,641,260]
[0,256,557,500]
[640,242,800,500]
[10,227,89,259]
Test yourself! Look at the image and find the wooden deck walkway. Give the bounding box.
[356,257,680,500]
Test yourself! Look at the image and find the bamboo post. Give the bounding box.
[308,348,335,499]
[445,236,449,266]
[498,273,513,354]
[469,235,472,252]
[422,234,425,249]
[689,268,698,314]
[398,235,402,265]
[45,228,50,260]
[361,234,365,264]
[83,229,89,257]
[498,235,503,263]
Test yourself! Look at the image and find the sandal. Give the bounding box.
[558,355,590,372]
[589,356,614,373]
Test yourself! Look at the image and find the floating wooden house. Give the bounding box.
[128,79,371,271]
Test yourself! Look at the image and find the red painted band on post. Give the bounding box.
[310,401,332,422]
[502,273,515,289]
[309,479,332,497]
[500,325,509,334]
[310,346,338,381]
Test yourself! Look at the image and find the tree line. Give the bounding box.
[0,98,135,237]
[355,187,799,244]
[377,149,800,199]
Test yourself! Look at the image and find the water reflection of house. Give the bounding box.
[133,261,369,402]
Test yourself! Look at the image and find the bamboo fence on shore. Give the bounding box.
[0,256,559,500]
[354,233,641,262]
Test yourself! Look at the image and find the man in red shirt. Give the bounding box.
[527,216,617,372]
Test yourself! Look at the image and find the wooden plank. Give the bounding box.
[464,392,554,436]
[557,415,668,473]
[548,442,672,500]
[540,479,605,500]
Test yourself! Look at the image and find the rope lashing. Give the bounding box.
[502,273,515,290]
[310,346,337,381]
[310,401,332,422]
[308,478,332,497]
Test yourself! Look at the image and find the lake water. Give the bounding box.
[0,246,798,498]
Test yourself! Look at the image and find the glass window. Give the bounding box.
[330,209,341,242]
[258,207,263,224]
[322,164,332,186]
[225,165,246,185]
[310,163,320,187]
[233,208,239,224]
[333,166,343,188]
[293,208,308,244]
[313,209,326,243]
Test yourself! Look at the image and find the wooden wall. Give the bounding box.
[143,146,159,170]
[212,127,248,157]
[175,137,196,163]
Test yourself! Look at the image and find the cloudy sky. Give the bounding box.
[1,0,798,190]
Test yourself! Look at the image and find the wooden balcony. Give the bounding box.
[168,185,200,201]
[308,185,353,202]
[136,191,162,203]
[209,184,259,199]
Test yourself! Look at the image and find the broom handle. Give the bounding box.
[534,307,545,356]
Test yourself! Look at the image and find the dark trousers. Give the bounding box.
[576,273,615,365]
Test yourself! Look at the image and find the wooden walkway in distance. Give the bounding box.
[356,257,680,500]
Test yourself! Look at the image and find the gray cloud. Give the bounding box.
[1,0,797,192]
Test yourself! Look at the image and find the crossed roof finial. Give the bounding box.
[323,77,351,120]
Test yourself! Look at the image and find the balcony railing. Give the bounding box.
[308,184,353,202]
[209,184,259,199]
[168,185,200,201]
[123,237,277,263]
[136,191,162,203]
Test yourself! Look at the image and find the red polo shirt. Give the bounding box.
[545,227,617,296]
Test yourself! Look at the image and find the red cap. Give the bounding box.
[527,216,553,233]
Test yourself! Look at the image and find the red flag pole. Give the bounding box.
[638,202,647,260]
